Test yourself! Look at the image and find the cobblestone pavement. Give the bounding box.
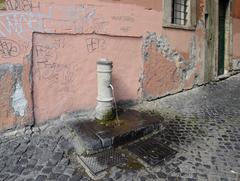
[0,74,240,181]
[0,123,91,181]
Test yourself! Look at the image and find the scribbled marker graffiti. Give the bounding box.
[85,38,106,53]
[0,38,20,58]
[5,0,32,11]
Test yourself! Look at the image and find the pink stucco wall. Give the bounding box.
[0,0,203,124]
[0,0,238,127]
[33,33,142,122]
[233,18,240,58]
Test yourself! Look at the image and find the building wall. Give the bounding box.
[0,0,239,129]
[232,0,240,69]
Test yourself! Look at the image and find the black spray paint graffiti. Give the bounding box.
[34,38,77,92]
[34,38,65,62]
[36,61,73,85]
[5,0,32,11]
[34,45,57,63]
[0,38,20,58]
[85,38,106,53]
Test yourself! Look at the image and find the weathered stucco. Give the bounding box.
[0,0,239,129]
[142,33,201,99]
[233,18,240,58]
[0,64,32,129]
[100,0,162,11]
[232,17,240,70]
[232,0,240,69]
[32,33,142,123]
[232,0,240,18]
[11,81,27,117]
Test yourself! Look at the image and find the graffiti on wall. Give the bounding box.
[5,0,32,11]
[85,37,106,53]
[34,37,81,92]
[0,38,20,58]
[35,61,77,92]
[0,2,109,40]
[111,16,135,22]
[0,9,52,39]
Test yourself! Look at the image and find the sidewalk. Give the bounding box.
[0,74,240,181]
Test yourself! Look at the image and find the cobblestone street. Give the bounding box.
[1,74,240,181]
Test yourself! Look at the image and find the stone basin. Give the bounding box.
[65,109,163,155]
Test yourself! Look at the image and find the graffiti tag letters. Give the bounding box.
[85,37,106,53]
[34,37,77,92]
[5,0,32,11]
[34,45,57,63]
[0,38,20,58]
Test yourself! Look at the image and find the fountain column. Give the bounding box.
[95,58,115,121]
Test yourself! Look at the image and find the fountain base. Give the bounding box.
[65,109,164,155]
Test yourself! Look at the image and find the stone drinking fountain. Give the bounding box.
[63,58,175,180]
[65,58,163,155]
[95,58,115,122]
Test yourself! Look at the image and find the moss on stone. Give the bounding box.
[126,157,144,170]
[96,118,123,127]
[96,109,116,125]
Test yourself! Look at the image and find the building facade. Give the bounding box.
[0,0,240,130]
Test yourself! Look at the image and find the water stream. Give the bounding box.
[109,84,120,126]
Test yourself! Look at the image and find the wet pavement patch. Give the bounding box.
[128,138,177,166]
[66,109,163,155]
[78,149,126,179]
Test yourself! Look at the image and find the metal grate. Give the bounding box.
[172,0,188,25]
[79,149,126,176]
[128,138,177,166]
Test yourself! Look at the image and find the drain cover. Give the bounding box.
[79,149,126,176]
[128,138,177,166]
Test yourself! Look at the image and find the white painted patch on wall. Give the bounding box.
[11,82,27,116]
[232,59,240,70]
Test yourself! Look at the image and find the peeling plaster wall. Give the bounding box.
[0,0,238,127]
[0,0,205,126]
[233,18,240,70]
[232,0,240,70]
[0,64,32,130]
[11,81,27,117]
[142,33,201,99]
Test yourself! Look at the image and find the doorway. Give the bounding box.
[204,0,232,81]
[218,0,229,75]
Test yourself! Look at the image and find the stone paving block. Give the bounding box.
[41,167,53,174]
[58,174,70,181]
[6,175,18,181]
[0,173,9,180]
[35,175,47,181]
[68,175,83,181]
[25,178,34,181]
[52,164,66,173]
[51,151,63,163]
[64,166,76,177]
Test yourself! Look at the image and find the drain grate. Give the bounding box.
[79,149,126,176]
[128,138,177,166]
